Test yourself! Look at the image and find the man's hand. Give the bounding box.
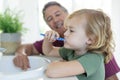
[13,53,30,70]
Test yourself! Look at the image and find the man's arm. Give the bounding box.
[105,56,120,80]
[13,43,39,70]
[15,44,39,56]
[106,75,118,80]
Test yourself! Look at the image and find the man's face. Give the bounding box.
[44,5,68,37]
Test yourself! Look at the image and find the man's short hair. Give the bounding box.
[42,1,68,20]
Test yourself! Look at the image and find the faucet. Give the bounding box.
[0,48,6,58]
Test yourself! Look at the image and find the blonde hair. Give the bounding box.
[64,9,115,63]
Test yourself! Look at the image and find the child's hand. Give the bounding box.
[44,30,60,42]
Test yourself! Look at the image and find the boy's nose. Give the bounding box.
[64,30,68,37]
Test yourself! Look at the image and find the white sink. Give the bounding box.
[0,56,50,80]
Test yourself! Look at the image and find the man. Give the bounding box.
[13,1,120,80]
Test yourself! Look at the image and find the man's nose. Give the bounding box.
[53,17,59,22]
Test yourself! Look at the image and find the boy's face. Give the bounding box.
[64,16,92,51]
[44,5,68,37]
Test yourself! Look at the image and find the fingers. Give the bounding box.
[45,30,60,42]
[22,56,30,70]
[13,53,30,70]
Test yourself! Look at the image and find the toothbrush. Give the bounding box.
[40,33,64,41]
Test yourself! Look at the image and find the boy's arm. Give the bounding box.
[46,60,85,78]
[42,37,60,57]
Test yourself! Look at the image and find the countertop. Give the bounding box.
[33,55,78,80]
[0,55,78,80]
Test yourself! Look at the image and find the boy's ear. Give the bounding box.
[86,37,94,45]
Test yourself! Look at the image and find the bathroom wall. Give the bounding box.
[0,0,41,43]
[111,0,120,78]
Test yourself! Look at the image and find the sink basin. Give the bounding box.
[0,56,50,80]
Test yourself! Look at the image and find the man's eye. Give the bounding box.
[56,13,60,17]
[47,17,52,22]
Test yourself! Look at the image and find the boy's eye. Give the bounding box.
[70,30,74,32]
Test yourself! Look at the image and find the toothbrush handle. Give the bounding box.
[40,33,64,41]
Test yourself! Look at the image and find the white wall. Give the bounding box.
[111,0,120,78]
[0,0,3,12]
[18,0,41,43]
[112,0,120,66]
[1,0,41,43]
